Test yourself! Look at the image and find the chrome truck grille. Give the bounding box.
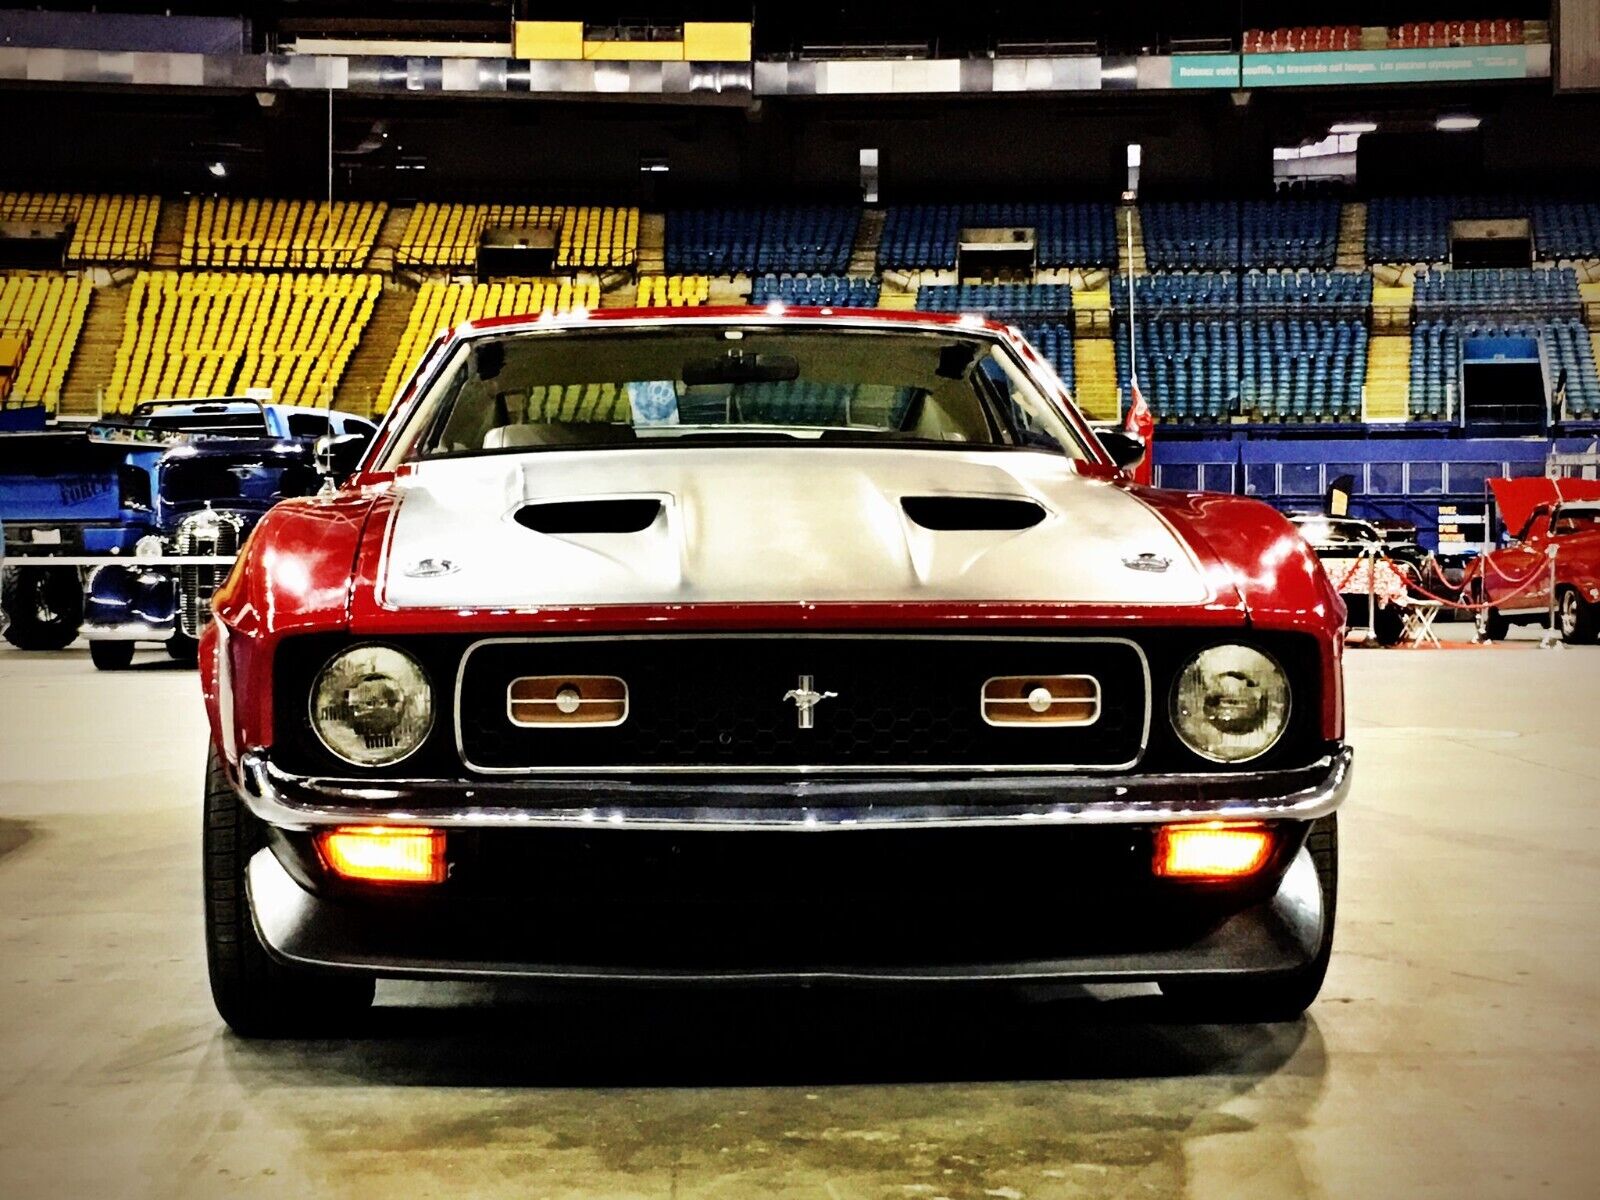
[175,510,242,638]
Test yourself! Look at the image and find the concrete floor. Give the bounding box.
[0,627,1596,1199]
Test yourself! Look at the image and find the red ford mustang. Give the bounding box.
[198,308,1351,1036]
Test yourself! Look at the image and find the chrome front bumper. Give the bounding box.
[239,749,1349,983]
[247,839,1329,984]
[80,620,175,642]
[235,745,1352,833]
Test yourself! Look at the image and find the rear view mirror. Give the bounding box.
[682,351,800,387]
[1097,431,1146,471]
[315,431,373,484]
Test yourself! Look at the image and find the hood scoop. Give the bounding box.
[900,495,1047,531]
[515,498,663,535]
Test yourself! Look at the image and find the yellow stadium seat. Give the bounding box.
[106,270,380,412]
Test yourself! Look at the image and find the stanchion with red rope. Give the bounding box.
[1323,548,1552,647]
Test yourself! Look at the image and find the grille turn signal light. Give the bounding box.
[1154,823,1273,880]
[318,826,446,885]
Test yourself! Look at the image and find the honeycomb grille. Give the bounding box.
[455,635,1148,772]
[175,512,241,639]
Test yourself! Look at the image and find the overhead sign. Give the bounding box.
[1171,44,1545,90]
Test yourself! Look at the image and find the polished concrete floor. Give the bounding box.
[0,626,1596,1199]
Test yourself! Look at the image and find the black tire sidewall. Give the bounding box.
[89,640,135,670]
[202,745,374,1037]
[2,567,84,651]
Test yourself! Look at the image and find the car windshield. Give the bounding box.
[1553,507,1600,536]
[1295,518,1377,547]
[385,324,1090,464]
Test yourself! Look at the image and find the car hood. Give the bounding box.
[375,446,1219,609]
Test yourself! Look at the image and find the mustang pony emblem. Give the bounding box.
[782,675,838,730]
[1122,552,1171,573]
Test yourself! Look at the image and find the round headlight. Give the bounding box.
[1170,644,1290,764]
[310,645,434,767]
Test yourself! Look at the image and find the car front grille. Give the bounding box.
[454,634,1150,773]
[175,511,241,638]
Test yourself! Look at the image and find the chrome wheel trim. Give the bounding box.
[1561,591,1579,636]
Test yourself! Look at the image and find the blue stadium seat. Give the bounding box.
[877,203,1117,272]
[750,273,880,308]
[1016,322,1076,390]
[914,283,1074,320]
[665,206,859,275]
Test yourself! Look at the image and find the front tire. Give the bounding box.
[203,745,375,1037]
[1162,815,1338,1022]
[166,631,200,665]
[1558,588,1599,644]
[89,640,135,671]
[1,566,83,651]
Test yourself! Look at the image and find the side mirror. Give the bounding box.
[315,432,373,485]
[1097,431,1146,471]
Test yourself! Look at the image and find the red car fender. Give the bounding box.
[204,488,385,755]
[1134,486,1346,740]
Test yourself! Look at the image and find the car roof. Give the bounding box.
[454,305,1015,341]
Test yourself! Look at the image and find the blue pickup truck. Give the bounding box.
[0,400,375,666]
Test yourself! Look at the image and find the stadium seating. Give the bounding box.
[749,273,880,308]
[378,278,602,411]
[664,206,859,275]
[1530,202,1600,260]
[1391,19,1525,48]
[1141,201,1337,270]
[107,271,379,411]
[878,202,1116,271]
[398,202,549,268]
[1017,322,1075,390]
[1113,318,1240,422]
[1412,266,1580,319]
[1112,270,1369,316]
[914,283,1073,320]
[1113,315,1366,423]
[1241,318,1368,422]
[1242,26,1360,52]
[878,204,962,271]
[1409,317,1600,420]
[1112,272,1237,313]
[0,274,93,410]
[1365,196,1600,263]
[558,205,640,269]
[397,203,638,270]
[1243,269,1371,315]
[637,275,711,307]
[181,198,387,270]
[0,192,159,264]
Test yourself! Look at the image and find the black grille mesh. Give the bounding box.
[456,636,1147,771]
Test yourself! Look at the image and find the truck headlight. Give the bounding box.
[1170,644,1290,764]
[310,644,434,767]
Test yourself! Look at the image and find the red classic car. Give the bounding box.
[198,308,1351,1036]
[1473,499,1600,642]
